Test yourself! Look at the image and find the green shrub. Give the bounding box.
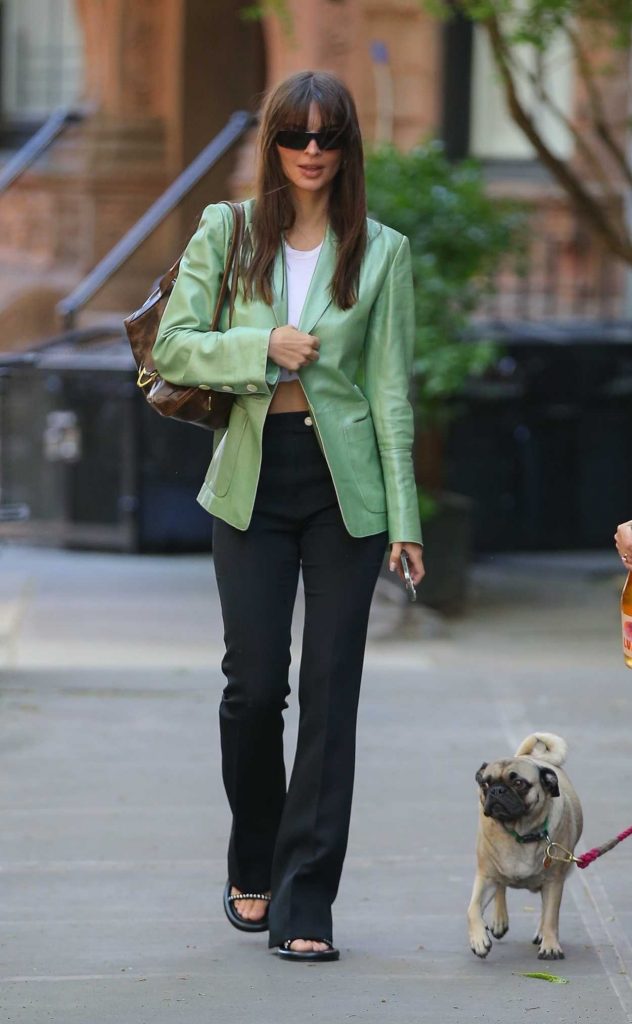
[365,141,524,433]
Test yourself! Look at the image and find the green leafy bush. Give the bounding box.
[365,141,524,434]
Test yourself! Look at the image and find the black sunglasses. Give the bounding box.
[275,128,345,151]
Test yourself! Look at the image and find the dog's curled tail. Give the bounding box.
[515,732,568,766]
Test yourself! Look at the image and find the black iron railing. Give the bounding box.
[0,106,85,194]
[58,110,257,329]
[480,230,627,323]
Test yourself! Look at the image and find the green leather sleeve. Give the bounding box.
[364,235,422,545]
[152,204,274,395]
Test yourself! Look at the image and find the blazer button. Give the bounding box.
[246,384,257,392]
[198,384,211,391]
[304,416,313,426]
[221,385,233,392]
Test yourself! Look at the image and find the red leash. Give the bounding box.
[575,825,632,869]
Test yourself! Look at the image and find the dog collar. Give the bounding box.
[502,817,550,845]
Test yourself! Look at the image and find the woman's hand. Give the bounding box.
[269,326,320,372]
[389,542,425,586]
[614,520,632,565]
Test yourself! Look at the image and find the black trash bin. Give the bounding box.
[444,321,632,552]
[0,329,216,552]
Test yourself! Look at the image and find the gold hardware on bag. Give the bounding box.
[137,365,158,389]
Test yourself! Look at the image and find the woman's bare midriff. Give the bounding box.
[268,378,310,414]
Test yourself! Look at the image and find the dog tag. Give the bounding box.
[543,854,552,869]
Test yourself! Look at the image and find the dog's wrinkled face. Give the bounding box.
[475,758,560,823]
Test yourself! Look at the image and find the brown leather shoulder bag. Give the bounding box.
[124,201,245,431]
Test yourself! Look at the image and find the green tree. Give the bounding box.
[365,142,523,489]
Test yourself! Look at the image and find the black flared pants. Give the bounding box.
[212,411,387,947]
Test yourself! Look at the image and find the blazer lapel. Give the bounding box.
[298,223,336,334]
[270,224,336,330]
[271,246,287,327]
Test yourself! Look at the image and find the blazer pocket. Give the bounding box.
[204,402,248,497]
[344,415,386,513]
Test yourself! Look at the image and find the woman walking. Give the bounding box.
[152,70,424,962]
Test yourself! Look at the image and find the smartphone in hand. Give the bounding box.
[400,550,417,603]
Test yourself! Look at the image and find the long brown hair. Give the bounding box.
[243,71,367,311]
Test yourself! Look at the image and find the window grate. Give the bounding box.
[2,0,83,122]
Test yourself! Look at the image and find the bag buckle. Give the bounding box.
[137,365,158,389]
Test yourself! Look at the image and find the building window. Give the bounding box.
[469,24,573,161]
[0,0,83,124]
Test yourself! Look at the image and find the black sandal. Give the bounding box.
[223,880,270,933]
[277,939,340,962]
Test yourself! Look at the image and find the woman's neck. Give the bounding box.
[285,188,330,251]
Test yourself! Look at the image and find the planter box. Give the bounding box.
[417,492,473,613]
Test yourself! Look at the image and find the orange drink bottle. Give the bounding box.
[621,572,632,668]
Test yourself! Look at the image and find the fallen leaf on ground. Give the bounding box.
[515,972,569,984]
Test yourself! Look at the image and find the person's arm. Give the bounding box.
[363,235,423,554]
[152,204,278,395]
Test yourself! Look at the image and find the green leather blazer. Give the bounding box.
[152,198,422,545]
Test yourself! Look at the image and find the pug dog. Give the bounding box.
[468,732,582,961]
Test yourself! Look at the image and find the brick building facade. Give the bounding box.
[0,0,629,350]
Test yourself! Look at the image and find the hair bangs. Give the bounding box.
[245,71,367,311]
[273,82,313,132]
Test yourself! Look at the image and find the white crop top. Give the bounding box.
[277,239,323,383]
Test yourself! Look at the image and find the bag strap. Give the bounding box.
[155,201,245,328]
[211,201,245,331]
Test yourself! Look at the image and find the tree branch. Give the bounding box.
[485,12,632,264]
[508,45,619,201]
[567,24,632,188]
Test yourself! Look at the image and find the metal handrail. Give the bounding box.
[0,107,86,194]
[58,109,257,329]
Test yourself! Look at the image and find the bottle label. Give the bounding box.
[622,613,632,657]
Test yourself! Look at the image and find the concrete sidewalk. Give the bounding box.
[1,545,631,1023]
